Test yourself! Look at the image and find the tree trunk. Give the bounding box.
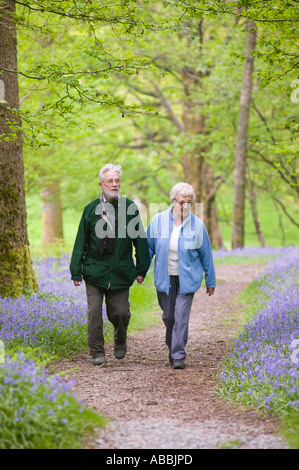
[41,180,64,248]
[231,20,257,249]
[181,67,225,249]
[0,0,37,297]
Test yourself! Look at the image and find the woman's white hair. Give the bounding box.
[169,182,195,203]
[99,164,122,182]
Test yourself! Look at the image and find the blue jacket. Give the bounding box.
[147,209,216,295]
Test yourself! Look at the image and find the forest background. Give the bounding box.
[0,0,298,297]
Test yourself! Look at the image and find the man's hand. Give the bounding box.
[73,280,82,286]
[206,287,215,296]
[135,276,144,285]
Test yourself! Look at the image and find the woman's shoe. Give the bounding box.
[172,359,186,369]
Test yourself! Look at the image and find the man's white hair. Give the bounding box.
[169,182,196,203]
[99,164,122,182]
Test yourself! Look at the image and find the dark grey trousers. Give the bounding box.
[157,276,194,361]
[85,283,131,358]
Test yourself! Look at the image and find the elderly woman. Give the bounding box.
[147,183,216,369]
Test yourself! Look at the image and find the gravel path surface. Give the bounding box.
[55,263,289,449]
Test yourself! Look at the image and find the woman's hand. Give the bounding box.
[206,287,215,296]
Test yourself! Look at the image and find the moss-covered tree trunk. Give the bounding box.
[0,0,37,298]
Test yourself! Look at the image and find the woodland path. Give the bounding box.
[54,263,289,449]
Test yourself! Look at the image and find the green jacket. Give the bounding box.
[70,195,150,290]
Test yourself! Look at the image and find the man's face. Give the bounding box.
[99,171,121,201]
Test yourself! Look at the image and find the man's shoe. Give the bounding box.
[169,353,174,366]
[92,355,107,366]
[172,359,186,370]
[114,342,127,360]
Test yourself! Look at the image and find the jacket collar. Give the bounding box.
[169,206,192,228]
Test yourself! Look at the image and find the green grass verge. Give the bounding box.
[5,326,89,366]
[235,278,267,323]
[128,270,161,333]
[214,255,276,266]
[279,412,299,449]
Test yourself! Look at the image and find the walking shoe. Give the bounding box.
[172,359,186,370]
[92,355,107,366]
[169,353,174,366]
[114,342,127,360]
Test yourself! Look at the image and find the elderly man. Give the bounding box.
[70,164,150,365]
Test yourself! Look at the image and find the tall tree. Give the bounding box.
[0,0,37,297]
[231,20,257,248]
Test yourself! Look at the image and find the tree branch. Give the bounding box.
[152,176,169,197]
[272,196,299,228]
[152,84,185,132]
[0,64,131,80]
[250,148,299,195]
[19,82,42,104]
[206,175,225,201]
[251,99,276,143]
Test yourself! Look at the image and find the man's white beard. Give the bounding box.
[105,187,120,199]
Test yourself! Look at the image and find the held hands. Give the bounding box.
[206,287,215,296]
[135,275,145,285]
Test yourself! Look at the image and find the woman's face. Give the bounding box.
[173,194,193,219]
